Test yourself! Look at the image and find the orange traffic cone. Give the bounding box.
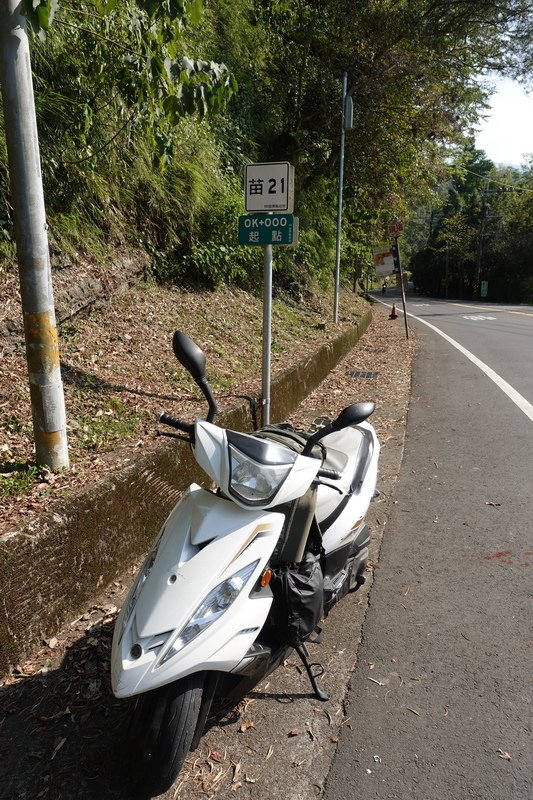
[389,303,398,320]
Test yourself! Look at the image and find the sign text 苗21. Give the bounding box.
[245,162,294,213]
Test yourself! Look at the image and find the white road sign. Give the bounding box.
[373,243,395,277]
[245,162,294,213]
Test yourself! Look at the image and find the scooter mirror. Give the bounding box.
[172,331,206,383]
[302,401,375,457]
[332,402,375,431]
[172,331,218,423]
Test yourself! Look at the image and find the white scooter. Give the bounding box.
[111,331,380,797]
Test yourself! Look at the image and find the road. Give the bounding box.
[404,297,533,413]
[325,296,533,800]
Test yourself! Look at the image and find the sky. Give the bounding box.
[475,77,533,167]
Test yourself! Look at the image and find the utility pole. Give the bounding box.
[0,1,69,469]
[333,72,352,323]
[474,178,489,300]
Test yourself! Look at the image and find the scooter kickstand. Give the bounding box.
[294,644,329,702]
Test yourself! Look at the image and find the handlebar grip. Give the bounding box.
[317,467,342,481]
[157,413,193,435]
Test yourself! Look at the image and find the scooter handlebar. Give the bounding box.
[157,412,194,436]
[316,467,341,481]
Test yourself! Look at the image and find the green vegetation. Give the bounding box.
[408,146,533,302]
[76,398,142,451]
[1,1,533,297]
[0,463,42,498]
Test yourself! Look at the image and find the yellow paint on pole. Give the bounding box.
[24,311,60,375]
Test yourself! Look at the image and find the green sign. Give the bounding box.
[238,213,299,246]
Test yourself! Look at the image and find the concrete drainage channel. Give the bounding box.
[0,311,372,677]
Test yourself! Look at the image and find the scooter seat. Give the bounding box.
[315,426,375,529]
[320,426,369,492]
[252,424,324,459]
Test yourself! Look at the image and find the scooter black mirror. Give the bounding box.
[172,331,206,383]
[172,331,218,423]
[332,402,375,431]
[302,402,375,457]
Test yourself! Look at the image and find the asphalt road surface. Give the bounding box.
[324,296,533,800]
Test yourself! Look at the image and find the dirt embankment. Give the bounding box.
[1,261,368,534]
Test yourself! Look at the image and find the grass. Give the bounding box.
[0,462,41,497]
[74,397,142,451]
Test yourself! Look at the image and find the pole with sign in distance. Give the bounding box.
[386,219,408,340]
[393,236,409,340]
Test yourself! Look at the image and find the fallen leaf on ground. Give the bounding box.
[51,737,66,760]
[497,749,512,761]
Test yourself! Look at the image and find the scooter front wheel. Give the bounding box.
[129,672,204,797]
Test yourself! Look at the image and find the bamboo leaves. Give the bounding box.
[21,1,236,169]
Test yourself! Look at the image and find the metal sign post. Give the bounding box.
[241,162,298,427]
[333,72,348,324]
[262,244,273,426]
[393,236,409,340]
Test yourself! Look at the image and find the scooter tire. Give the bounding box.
[129,672,204,797]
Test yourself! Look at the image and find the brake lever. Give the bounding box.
[312,478,343,494]
[155,430,193,443]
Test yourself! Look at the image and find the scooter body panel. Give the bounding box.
[317,421,379,553]
[111,484,284,698]
[194,420,321,508]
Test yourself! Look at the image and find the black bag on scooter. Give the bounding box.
[269,549,324,648]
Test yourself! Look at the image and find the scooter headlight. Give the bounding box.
[227,430,297,506]
[157,560,259,667]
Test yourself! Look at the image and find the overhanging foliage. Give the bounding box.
[0,0,531,294]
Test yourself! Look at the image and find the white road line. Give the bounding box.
[462,315,496,320]
[376,299,533,423]
[451,301,533,318]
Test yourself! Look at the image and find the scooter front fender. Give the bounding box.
[112,484,284,698]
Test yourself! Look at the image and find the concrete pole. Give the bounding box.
[0,1,69,469]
